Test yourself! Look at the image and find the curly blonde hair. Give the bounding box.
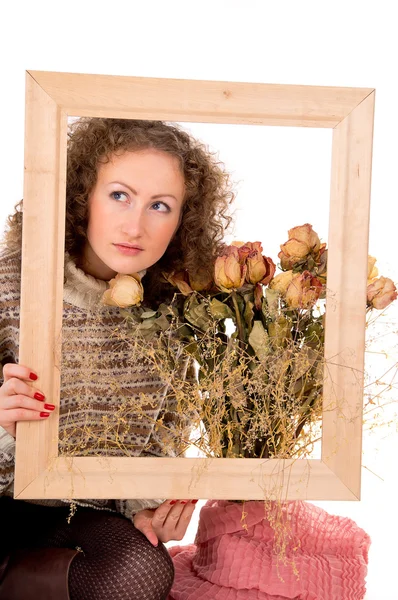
[4,118,235,307]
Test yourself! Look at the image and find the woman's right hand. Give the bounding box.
[0,363,55,438]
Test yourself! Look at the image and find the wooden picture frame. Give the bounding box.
[14,70,375,501]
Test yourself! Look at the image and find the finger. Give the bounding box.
[133,511,159,547]
[150,500,177,528]
[172,501,198,541]
[154,501,195,542]
[2,363,39,383]
[163,500,196,533]
[1,408,52,422]
[1,394,54,414]
[0,408,51,438]
[2,377,46,402]
[0,404,52,438]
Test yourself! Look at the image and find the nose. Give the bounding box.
[120,206,146,239]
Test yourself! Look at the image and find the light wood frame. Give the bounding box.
[14,70,375,501]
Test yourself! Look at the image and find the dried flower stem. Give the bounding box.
[231,291,244,343]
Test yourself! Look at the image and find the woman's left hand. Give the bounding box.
[133,499,198,546]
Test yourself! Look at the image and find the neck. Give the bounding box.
[63,254,109,310]
[79,245,117,281]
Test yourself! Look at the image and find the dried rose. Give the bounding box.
[367,277,397,310]
[316,248,328,282]
[102,273,144,307]
[189,267,213,292]
[285,271,323,309]
[214,246,247,292]
[242,242,276,285]
[278,224,324,270]
[163,271,193,296]
[163,267,213,295]
[367,256,379,283]
[231,241,276,286]
[234,241,260,253]
[229,242,252,267]
[269,270,294,294]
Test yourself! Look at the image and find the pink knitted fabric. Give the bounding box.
[168,500,370,600]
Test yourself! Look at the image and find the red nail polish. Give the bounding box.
[170,500,177,505]
[34,392,45,401]
[44,404,55,411]
[40,412,50,418]
[180,501,187,505]
[30,373,38,381]
[191,499,199,504]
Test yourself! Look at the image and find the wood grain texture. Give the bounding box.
[16,457,359,501]
[14,73,67,496]
[28,70,374,128]
[14,70,375,501]
[322,91,375,499]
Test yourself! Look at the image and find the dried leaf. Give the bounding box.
[248,320,270,362]
[141,310,157,319]
[209,298,234,320]
[243,300,254,333]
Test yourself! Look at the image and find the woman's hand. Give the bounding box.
[0,363,54,438]
[133,499,199,546]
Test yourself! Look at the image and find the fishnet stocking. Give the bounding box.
[0,498,174,600]
[67,510,174,600]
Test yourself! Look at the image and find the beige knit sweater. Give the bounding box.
[0,249,194,519]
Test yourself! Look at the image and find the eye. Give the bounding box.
[110,191,128,202]
[151,201,170,213]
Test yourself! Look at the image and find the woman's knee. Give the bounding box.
[69,513,174,600]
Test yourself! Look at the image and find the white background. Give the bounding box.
[1,2,397,598]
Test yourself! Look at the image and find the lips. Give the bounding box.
[113,243,144,257]
[114,243,143,250]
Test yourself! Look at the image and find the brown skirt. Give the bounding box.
[0,546,78,599]
[0,497,82,599]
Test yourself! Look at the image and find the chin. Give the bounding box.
[113,258,154,275]
[105,247,165,275]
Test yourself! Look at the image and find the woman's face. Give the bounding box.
[82,149,185,280]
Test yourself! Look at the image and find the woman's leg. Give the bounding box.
[66,509,174,600]
[0,497,174,600]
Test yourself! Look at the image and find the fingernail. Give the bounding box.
[180,501,187,505]
[44,404,55,411]
[191,499,199,504]
[34,392,45,401]
[30,373,38,381]
[40,412,50,418]
[170,500,177,505]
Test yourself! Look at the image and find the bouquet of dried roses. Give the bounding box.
[102,224,397,460]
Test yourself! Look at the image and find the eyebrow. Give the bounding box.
[108,181,179,202]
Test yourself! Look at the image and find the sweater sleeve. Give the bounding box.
[114,497,165,520]
[0,426,15,494]
[0,250,21,496]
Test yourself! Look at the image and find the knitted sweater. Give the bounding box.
[0,249,195,519]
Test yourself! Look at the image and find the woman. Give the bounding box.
[0,118,234,599]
